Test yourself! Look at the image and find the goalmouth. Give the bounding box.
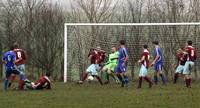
[64,22,200,83]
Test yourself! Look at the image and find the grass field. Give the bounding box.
[0,82,200,108]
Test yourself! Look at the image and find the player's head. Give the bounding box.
[9,46,14,50]
[111,46,117,53]
[152,41,159,45]
[143,44,148,49]
[46,72,51,77]
[119,40,126,46]
[13,42,19,49]
[187,40,192,46]
[96,46,101,51]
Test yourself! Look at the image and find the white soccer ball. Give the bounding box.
[87,75,94,81]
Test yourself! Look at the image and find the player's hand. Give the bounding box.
[151,62,155,67]
[138,60,141,63]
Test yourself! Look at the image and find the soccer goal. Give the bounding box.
[64,23,200,83]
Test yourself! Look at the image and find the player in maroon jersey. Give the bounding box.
[183,40,197,88]
[8,43,27,89]
[78,47,104,85]
[24,73,51,90]
[173,48,187,84]
[137,45,153,88]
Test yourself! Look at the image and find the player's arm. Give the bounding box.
[138,56,145,63]
[122,48,128,64]
[151,48,160,65]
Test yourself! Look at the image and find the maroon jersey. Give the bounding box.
[98,50,106,63]
[141,49,150,68]
[88,50,99,64]
[13,48,26,65]
[185,46,197,61]
[34,76,51,89]
[176,51,187,65]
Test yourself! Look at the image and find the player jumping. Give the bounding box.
[2,46,26,90]
[102,46,119,84]
[137,45,153,88]
[183,40,197,88]
[115,40,129,87]
[151,41,166,85]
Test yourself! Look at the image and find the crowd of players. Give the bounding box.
[78,40,197,88]
[1,40,197,91]
[2,43,51,91]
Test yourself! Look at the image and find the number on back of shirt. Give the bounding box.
[17,51,22,59]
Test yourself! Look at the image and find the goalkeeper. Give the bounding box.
[102,46,119,84]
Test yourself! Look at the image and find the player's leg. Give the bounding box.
[4,70,12,90]
[153,64,158,85]
[138,65,144,88]
[158,64,166,85]
[16,65,26,90]
[183,61,194,88]
[102,65,110,84]
[173,65,183,84]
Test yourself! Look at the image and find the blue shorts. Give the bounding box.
[154,63,163,72]
[183,61,194,75]
[86,64,100,75]
[115,63,127,73]
[5,69,20,79]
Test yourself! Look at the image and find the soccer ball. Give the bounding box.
[87,75,94,81]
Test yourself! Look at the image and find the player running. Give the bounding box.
[9,43,27,89]
[102,46,119,84]
[24,73,51,90]
[183,40,197,88]
[173,48,187,84]
[115,40,129,87]
[151,41,166,85]
[78,47,104,85]
[137,45,153,88]
[2,46,26,90]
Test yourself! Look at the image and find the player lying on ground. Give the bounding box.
[8,43,27,90]
[78,47,104,85]
[24,73,51,90]
[183,40,197,88]
[137,45,153,88]
[2,46,26,90]
[151,41,167,85]
[115,40,129,87]
[102,46,119,84]
[173,48,187,84]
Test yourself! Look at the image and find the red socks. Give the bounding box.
[18,80,25,90]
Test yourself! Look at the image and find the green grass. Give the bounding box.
[0,82,200,108]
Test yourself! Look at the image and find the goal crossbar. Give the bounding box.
[64,22,200,83]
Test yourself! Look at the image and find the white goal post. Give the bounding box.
[64,22,200,83]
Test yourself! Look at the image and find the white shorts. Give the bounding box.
[86,64,100,75]
[139,65,148,77]
[175,65,184,74]
[183,61,194,75]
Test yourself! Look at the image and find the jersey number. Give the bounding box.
[17,52,22,59]
[191,50,194,57]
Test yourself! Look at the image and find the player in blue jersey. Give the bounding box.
[115,40,129,87]
[151,41,166,85]
[2,46,26,90]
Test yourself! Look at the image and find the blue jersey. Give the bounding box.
[153,46,163,64]
[3,51,16,70]
[118,47,128,64]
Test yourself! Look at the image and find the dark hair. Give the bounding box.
[46,72,51,77]
[10,46,14,50]
[13,43,19,49]
[152,41,159,45]
[120,40,126,45]
[187,40,192,45]
[143,44,148,49]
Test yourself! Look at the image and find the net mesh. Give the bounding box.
[66,25,200,81]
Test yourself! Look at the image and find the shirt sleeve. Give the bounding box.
[122,48,128,58]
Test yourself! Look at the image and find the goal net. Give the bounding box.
[64,23,200,83]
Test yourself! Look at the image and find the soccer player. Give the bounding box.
[115,40,129,87]
[173,48,187,84]
[24,73,51,90]
[137,45,153,88]
[151,41,166,85]
[9,43,27,89]
[2,46,26,90]
[102,46,119,84]
[78,47,103,85]
[183,40,197,88]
